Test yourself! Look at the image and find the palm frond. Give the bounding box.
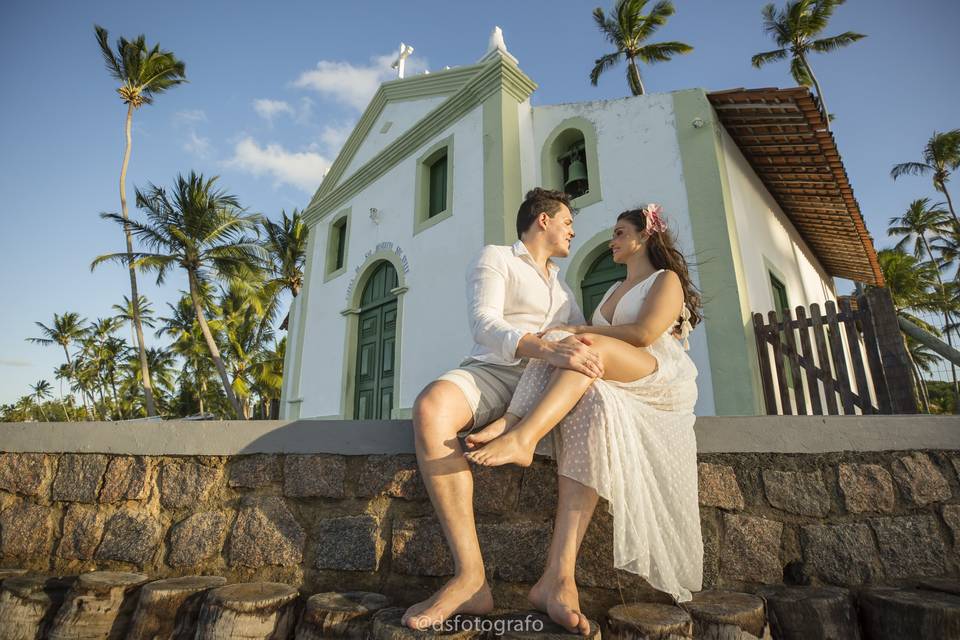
[637,41,693,64]
[890,161,933,180]
[590,52,622,85]
[809,31,866,53]
[751,48,789,68]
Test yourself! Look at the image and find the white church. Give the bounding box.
[279,29,882,419]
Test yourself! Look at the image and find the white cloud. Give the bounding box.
[253,99,295,124]
[184,131,212,158]
[173,109,207,126]
[293,52,428,110]
[320,122,354,155]
[225,137,330,192]
[0,359,31,368]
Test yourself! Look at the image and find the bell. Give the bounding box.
[565,158,588,188]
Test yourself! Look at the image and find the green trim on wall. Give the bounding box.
[565,227,615,308]
[304,53,537,227]
[541,116,603,210]
[280,228,320,419]
[324,208,351,282]
[762,255,791,313]
[306,64,484,207]
[672,89,762,416]
[482,87,523,244]
[338,251,409,420]
[413,135,455,235]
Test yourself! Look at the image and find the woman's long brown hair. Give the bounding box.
[617,208,704,328]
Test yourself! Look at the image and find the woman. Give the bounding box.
[463,204,703,603]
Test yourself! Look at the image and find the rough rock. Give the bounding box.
[283,455,346,498]
[99,456,149,502]
[698,463,744,510]
[720,513,783,584]
[762,469,831,517]
[57,504,106,560]
[95,509,163,565]
[159,460,221,509]
[891,453,951,506]
[314,514,384,571]
[838,463,895,513]
[168,511,228,567]
[229,496,305,567]
[871,515,949,578]
[52,453,109,502]
[800,523,882,585]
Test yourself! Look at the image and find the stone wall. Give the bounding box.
[0,417,958,618]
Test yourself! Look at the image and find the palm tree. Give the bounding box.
[26,312,94,416]
[113,295,156,346]
[93,172,264,419]
[891,130,960,231]
[158,294,218,416]
[94,25,187,417]
[260,209,308,331]
[888,198,958,401]
[590,0,693,96]
[751,0,865,127]
[28,380,53,421]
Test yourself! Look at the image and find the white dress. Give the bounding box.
[506,268,703,603]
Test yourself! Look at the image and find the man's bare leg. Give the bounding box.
[465,335,656,467]
[402,381,495,630]
[528,475,600,634]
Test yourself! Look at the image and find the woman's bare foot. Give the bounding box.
[463,428,536,468]
[401,574,494,631]
[464,413,520,450]
[527,574,591,635]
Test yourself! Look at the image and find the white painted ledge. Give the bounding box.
[0,416,957,456]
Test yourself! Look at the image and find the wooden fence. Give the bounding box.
[752,288,917,415]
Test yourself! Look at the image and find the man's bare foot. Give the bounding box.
[527,574,591,635]
[401,574,494,631]
[464,413,520,450]
[463,428,536,468]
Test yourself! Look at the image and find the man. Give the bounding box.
[401,188,603,635]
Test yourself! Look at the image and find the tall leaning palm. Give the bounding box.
[891,130,960,232]
[95,25,187,417]
[260,209,308,331]
[590,0,693,96]
[93,172,263,420]
[751,0,865,128]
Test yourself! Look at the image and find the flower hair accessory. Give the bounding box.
[642,203,668,237]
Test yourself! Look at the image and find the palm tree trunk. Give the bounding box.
[935,178,960,234]
[35,400,47,422]
[798,53,829,129]
[911,358,930,412]
[189,272,244,419]
[627,57,645,96]
[119,103,158,417]
[921,236,960,408]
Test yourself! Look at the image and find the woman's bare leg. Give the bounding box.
[464,335,656,467]
[528,475,599,634]
[464,412,520,449]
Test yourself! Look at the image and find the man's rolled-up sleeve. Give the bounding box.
[467,247,526,361]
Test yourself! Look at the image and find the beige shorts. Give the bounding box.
[437,358,528,432]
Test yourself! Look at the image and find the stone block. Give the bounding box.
[720,513,783,584]
[57,504,105,560]
[838,463,895,513]
[472,464,522,514]
[517,461,557,513]
[891,452,951,506]
[95,509,162,565]
[355,455,424,500]
[168,511,228,567]
[0,501,53,558]
[99,456,149,502]
[698,463,744,510]
[0,453,51,497]
[52,453,108,502]
[314,514,384,571]
[800,523,882,585]
[942,505,960,546]
[871,515,949,579]
[228,454,282,489]
[159,460,221,509]
[228,496,305,567]
[762,469,830,517]
[283,454,346,498]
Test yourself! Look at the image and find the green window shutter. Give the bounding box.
[428,153,447,218]
[770,274,789,317]
[335,220,346,270]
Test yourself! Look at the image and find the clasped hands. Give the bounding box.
[536,325,603,378]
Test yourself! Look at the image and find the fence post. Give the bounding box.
[857,288,918,414]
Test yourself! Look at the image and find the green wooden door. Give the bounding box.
[355,262,399,419]
[580,250,627,322]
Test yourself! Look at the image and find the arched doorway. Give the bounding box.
[580,249,626,322]
[354,261,398,419]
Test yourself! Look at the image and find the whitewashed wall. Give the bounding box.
[297,105,485,418]
[719,126,836,314]
[530,95,717,416]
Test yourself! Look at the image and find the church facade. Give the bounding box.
[280,32,881,420]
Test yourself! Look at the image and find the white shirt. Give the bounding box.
[465,240,586,365]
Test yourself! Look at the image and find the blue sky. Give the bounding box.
[1,0,957,405]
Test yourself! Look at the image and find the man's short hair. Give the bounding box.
[516,188,572,239]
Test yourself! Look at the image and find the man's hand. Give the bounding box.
[542,335,604,378]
